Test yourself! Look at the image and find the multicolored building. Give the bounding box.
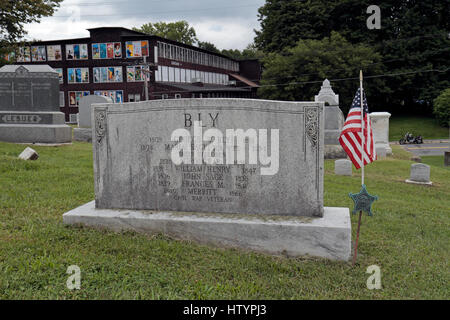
[7,27,261,122]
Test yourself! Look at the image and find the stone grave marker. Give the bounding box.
[376,146,387,159]
[406,163,432,185]
[370,112,392,155]
[314,79,346,159]
[335,159,352,176]
[0,65,71,143]
[74,95,113,142]
[445,152,450,167]
[64,98,351,261]
[18,147,39,160]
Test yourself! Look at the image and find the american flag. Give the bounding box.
[339,88,376,169]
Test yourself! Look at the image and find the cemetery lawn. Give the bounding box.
[0,142,449,300]
[389,116,449,141]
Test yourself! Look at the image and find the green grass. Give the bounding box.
[0,142,449,299]
[421,155,449,170]
[389,116,449,141]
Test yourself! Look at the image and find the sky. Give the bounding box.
[24,0,266,50]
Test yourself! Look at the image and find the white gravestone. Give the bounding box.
[370,112,392,156]
[18,147,39,160]
[405,163,432,185]
[315,79,346,159]
[334,159,352,176]
[73,95,113,142]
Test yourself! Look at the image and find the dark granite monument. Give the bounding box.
[0,65,72,143]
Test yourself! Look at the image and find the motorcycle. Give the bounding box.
[399,132,423,144]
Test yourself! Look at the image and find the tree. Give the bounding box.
[133,21,198,45]
[0,0,63,65]
[221,44,265,60]
[197,41,220,53]
[433,88,450,127]
[258,32,387,113]
[254,0,450,113]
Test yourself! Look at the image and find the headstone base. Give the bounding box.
[63,201,351,261]
[73,128,92,142]
[324,145,348,159]
[376,144,392,156]
[405,179,433,186]
[0,124,72,143]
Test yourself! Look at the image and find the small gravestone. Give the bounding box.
[74,95,113,142]
[376,146,387,159]
[406,163,432,185]
[335,159,352,176]
[64,98,352,261]
[0,65,72,143]
[18,147,39,160]
[445,152,450,167]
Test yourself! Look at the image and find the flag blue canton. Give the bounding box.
[351,88,369,114]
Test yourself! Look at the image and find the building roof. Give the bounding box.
[229,74,260,88]
[87,27,147,37]
[0,64,57,73]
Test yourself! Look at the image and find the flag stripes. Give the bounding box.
[339,88,376,169]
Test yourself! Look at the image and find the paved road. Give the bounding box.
[400,141,450,156]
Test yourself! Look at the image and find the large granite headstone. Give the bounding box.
[0,65,71,143]
[445,151,450,167]
[314,79,346,159]
[74,95,113,142]
[64,99,351,261]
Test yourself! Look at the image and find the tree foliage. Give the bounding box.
[133,21,198,45]
[258,32,387,113]
[0,0,63,65]
[254,0,450,114]
[433,88,450,127]
[197,41,221,53]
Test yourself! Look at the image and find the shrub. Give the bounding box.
[433,88,450,127]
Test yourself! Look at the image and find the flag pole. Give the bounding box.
[360,70,364,186]
[353,70,365,266]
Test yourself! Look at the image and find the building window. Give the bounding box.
[127,93,141,102]
[55,68,64,84]
[126,66,148,82]
[68,91,90,107]
[67,68,89,84]
[92,42,122,59]
[17,47,31,62]
[125,40,149,58]
[95,90,124,103]
[47,45,62,61]
[66,44,88,60]
[31,46,46,62]
[93,67,123,83]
